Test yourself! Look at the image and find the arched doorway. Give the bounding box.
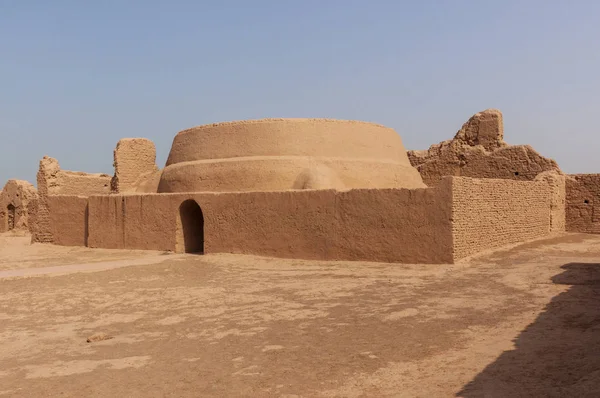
[177,200,204,254]
[7,204,15,231]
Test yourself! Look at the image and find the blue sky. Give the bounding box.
[1,1,599,185]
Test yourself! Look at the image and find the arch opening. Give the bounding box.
[177,200,204,254]
[7,204,15,231]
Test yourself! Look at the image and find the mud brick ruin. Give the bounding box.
[1,110,597,263]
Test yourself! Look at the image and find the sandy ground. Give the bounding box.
[1,233,600,397]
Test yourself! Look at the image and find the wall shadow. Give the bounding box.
[458,262,600,397]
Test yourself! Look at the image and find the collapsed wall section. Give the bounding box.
[87,184,454,264]
[408,109,561,186]
[451,177,552,261]
[0,180,38,233]
[565,174,600,234]
[32,156,111,243]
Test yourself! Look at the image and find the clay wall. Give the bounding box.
[33,156,111,243]
[47,195,89,246]
[111,138,160,193]
[535,171,566,233]
[451,178,552,260]
[0,180,38,233]
[332,181,453,263]
[565,174,600,233]
[87,184,454,264]
[408,109,560,186]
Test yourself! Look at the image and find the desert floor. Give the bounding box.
[1,233,600,397]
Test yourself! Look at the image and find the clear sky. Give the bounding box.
[1,1,599,186]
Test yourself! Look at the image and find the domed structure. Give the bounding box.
[158,118,425,193]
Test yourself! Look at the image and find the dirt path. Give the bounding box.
[1,234,600,397]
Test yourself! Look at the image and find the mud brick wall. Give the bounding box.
[0,180,38,233]
[535,171,566,233]
[48,195,89,247]
[87,185,454,264]
[110,138,159,193]
[32,156,110,243]
[408,109,560,186]
[452,177,552,260]
[566,174,600,234]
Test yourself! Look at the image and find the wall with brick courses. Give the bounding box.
[451,177,552,260]
[565,174,600,233]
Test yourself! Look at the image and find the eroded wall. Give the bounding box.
[86,185,454,264]
[111,138,160,193]
[451,177,552,260]
[565,174,600,233]
[0,180,38,233]
[408,109,561,186]
[32,156,111,243]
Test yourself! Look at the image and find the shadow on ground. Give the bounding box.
[458,262,600,397]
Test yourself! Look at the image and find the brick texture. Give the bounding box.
[565,174,600,233]
[452,177,552,260]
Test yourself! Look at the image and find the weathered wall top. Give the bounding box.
[408,109,561,186]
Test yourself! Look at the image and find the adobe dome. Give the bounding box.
[158,118,425,193]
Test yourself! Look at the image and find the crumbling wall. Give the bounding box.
[110,138,160,193]
[452,177,552,260]
[0,180,38,233]
[408,109,561,186]
[32,156,111,243]
[565,174,600,234]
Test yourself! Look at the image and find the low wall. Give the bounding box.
[88,183,454,264]
[451,178,552,260]
[565,174,600,233]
